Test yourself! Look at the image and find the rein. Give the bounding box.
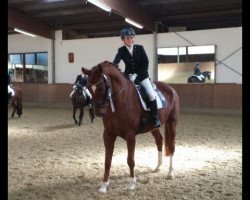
[88,74,129,112]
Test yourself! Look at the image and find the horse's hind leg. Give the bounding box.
[151,129,163,171]
[16,99,22,117]
[164,119,177,179]
[11,104,17,118]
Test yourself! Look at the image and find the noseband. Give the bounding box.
[88,74,110,109]
[88,74,128,112]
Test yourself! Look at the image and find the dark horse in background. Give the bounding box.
[8,87,23,118]
[187,71,211,83]
[82,61,179,193]
[71,83,95,126]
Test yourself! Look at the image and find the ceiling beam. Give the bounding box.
[156,8,242,22]
[88,0,155,31]
[8,6,54,39]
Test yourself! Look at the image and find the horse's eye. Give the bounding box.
[92,85,96,92]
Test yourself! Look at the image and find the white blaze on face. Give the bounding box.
[91,85,97,93]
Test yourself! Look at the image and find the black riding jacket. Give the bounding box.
[194,66,202,76]
[74,75,88,87]
[113,44,149,82]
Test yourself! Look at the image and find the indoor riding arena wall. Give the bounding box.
[12,83,242,108]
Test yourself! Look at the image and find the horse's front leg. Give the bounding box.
[89,107,94,123]
[98,130,116,194]
[78,107,83,126]
[126,132,136,191]
[73,107,78,124]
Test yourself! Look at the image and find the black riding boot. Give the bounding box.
[149,99,161,128]
[8,92,12,103]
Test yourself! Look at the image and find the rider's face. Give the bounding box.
[123,36,135,47]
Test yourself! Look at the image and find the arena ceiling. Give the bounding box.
[8,0,242,39]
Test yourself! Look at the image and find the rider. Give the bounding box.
[8,73,15,103]
[113,26,161,128]
[70,67,92,107]
[193,62,204,81]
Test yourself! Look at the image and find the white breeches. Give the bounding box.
[197,74,204,81]
[70,87,92,99]
[140,78,155,101]
[83,87,92,98]
[8,85,15,96]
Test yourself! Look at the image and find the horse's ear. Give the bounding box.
[82,67,91,75]
[97,64,103,74]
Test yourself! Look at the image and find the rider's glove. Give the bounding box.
[129,73,137,82]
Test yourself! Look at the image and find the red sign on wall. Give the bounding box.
[68,52,74,63]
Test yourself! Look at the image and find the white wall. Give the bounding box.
[157,27,242,83]
[54,30,154,83]
[8,27,242,84]
[8,34,53,83]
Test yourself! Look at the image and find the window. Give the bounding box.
[8,52,48,83]
[157,45,215,83]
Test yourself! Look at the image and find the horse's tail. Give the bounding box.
[164,89,179,156]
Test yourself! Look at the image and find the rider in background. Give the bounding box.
[194,62,204,81]
[70,67,92,107]
[113,26,161,128]
[8,73,15,103]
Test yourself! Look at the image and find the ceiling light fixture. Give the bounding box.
[125,18,143,29]
[14,28,36,37]
[87,0,111,12]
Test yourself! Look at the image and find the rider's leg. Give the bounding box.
[8,85,15,103]
[85,88,93,108]
[8,85,15,96]
[70,90,75,99]
[140,78,161,128]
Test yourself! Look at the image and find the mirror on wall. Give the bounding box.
[157,45,215,83]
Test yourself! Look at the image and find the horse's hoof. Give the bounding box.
[98,181,109,194]
[154,165,162,172]
[98,187,107,194]
[167,172,175,180]
[128,182,136,191]
[127,177,136,191]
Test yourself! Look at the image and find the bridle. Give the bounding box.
[88,73,128,111]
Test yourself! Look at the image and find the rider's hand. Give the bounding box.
[129,73,137,82]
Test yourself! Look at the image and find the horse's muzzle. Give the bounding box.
[95,109,106,117]
[94,105,107,117]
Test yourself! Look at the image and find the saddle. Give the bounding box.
[134,83,167,111]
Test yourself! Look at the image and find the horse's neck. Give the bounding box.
[105,69,135,106]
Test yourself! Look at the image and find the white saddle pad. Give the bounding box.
[135,83,167,111]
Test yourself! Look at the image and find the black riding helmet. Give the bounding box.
[120,27,136,40]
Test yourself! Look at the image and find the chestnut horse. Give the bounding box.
[9,87,23,118]
[82,61,179,193]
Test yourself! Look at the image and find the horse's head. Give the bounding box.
[82,62,113,117]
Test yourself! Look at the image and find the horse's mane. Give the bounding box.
[99,61,125,79]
